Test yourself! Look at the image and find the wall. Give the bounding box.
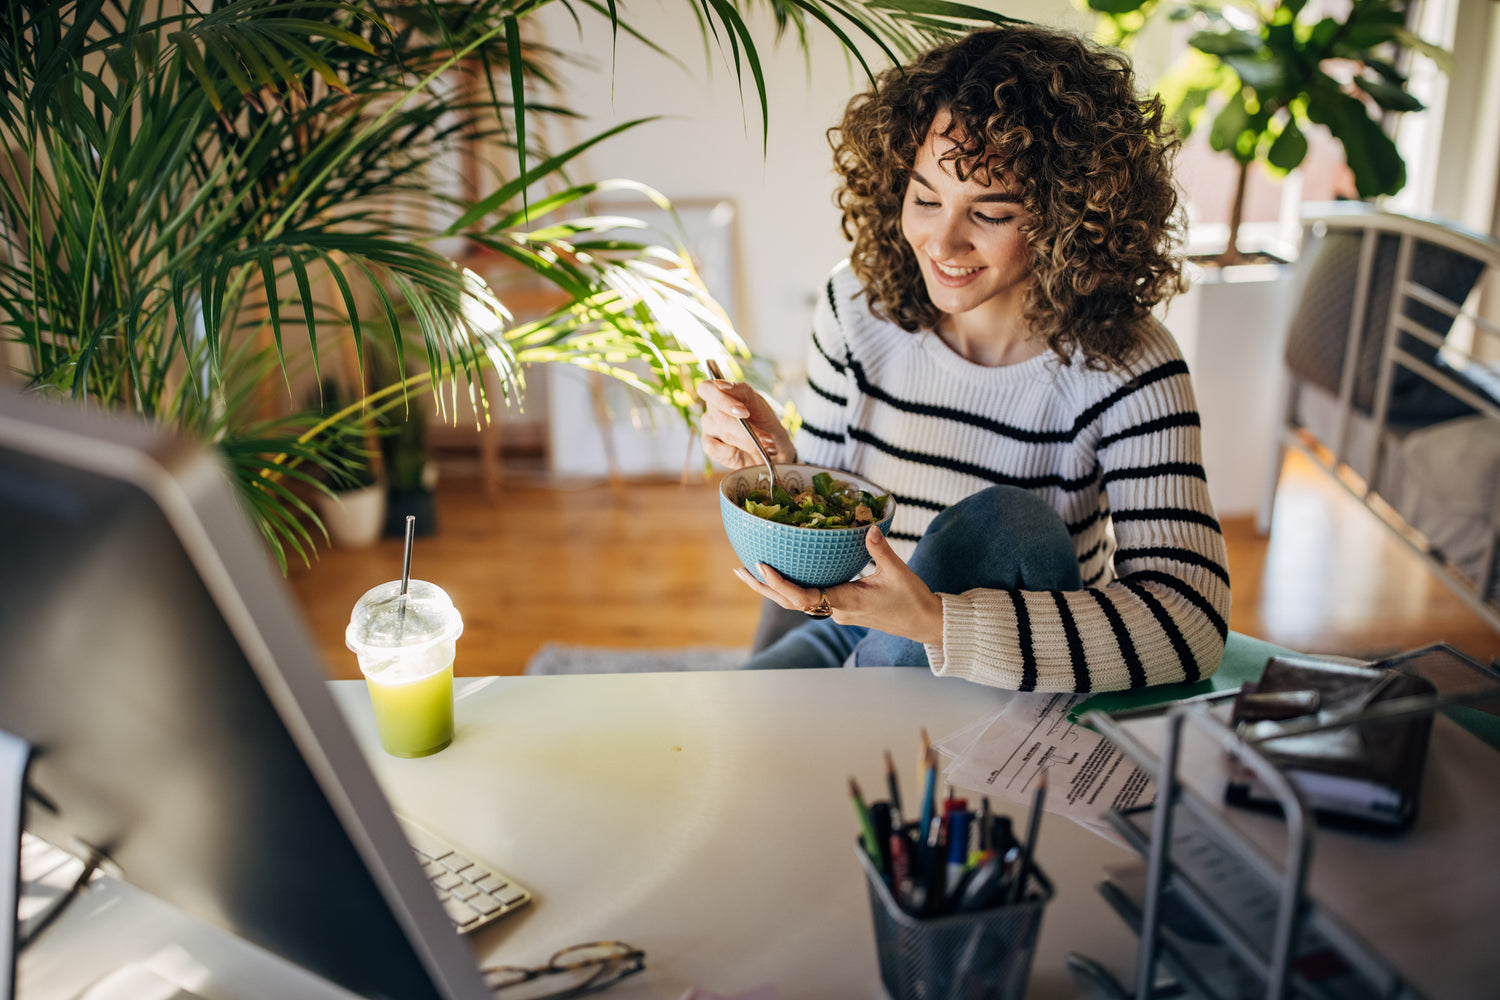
[528,0,1500,478]
[530,0,1094,374]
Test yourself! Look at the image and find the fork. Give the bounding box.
[705,358,779,497]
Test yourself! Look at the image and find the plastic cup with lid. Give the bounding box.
[345,579,463,758]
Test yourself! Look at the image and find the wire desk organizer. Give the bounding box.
[1064,644,1500,1000]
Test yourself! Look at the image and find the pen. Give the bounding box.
[1011,770,1048,904]
[921,813,946,914]
[889,828,912,907]
[850,778,882,866]
[871,801,893,878]
[883,748,903,826]
[989,814,1016,854]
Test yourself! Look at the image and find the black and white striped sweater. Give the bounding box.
[794,262,1230,692]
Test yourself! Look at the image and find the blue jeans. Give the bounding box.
[741,485,1083,669]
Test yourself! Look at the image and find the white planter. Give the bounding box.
[314,483,387,549]
[1159,261,1298,520]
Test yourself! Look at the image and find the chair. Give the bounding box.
[1264,203,1500,632]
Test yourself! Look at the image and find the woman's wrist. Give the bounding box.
[918,591,945,646]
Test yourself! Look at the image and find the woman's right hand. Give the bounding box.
[697,374,796,470]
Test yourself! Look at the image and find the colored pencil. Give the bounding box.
[1011,769,1048,903]
[850,778,882,865]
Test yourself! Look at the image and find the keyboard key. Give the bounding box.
[433,870,462,891]
[439,855,473,875]
[442,897,481,927]
[470,894,503,916]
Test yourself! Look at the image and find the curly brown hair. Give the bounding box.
[830,25,1185,370]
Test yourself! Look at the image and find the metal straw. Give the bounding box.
[397,514,415,639]
[400,514,416,596]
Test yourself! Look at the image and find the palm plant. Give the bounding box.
[0,0,1014,569]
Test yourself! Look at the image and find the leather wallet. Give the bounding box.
[1224,655,1437,831]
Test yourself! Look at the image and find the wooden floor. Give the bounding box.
[289,451,1500,681]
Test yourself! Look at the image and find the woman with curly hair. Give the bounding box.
[699,24,1230,691]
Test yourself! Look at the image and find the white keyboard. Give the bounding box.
[397,816,531,934]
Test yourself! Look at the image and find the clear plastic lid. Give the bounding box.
[344,579,463,656]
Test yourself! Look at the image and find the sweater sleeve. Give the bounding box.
[792,268,855,470]
[925,350,1231,693]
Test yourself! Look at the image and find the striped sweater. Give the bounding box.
[794,261,1230,692]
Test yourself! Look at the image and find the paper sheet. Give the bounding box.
[937,692,1156,826]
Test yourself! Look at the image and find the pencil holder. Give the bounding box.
[857,847,1052,1000]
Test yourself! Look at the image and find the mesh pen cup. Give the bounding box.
[858,848,1052,1000]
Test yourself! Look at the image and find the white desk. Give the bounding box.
[19,668,1138,999]
[335,668,1138,999]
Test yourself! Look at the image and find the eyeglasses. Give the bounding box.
[482,941,645,1000]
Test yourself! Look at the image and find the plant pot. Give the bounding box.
[1158,259,1298,520]
[314,483,387,549]
[386,487,438,538]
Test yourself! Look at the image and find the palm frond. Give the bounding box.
[0,0,1020,568]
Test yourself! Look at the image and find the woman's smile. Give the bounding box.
[930,260,985,282]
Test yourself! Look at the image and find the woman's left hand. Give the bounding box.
[731,526,944,645]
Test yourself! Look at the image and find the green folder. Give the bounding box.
[1070,633,1500,748]
[1067,631,1287,726]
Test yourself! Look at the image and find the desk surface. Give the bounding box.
[19,668,1139,999]
[334,668,1137,999]
[21,664,1500,1000]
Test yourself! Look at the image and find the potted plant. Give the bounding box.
[1091,0,1447,264]
[309,378,387,549]
[1,0,1013,571]
[1088,0,1447,517]
[366,335,439,538]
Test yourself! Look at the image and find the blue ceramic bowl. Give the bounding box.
[719,463,897,589]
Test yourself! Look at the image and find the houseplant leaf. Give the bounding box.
[1265,115,1308,173]
[1354,76,1425,114]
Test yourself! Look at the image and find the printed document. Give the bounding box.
[936,692,1156,826]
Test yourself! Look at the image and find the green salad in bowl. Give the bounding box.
[718,464,898,588]
[741,472,890,529]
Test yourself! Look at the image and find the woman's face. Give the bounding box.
[900,117,1032,328]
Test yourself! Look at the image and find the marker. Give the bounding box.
[954,850,1008,912]
[945,809,973,890]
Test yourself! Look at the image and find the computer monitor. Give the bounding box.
[0,387,493,1000]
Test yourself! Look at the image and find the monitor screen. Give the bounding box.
[0,388,490,1000]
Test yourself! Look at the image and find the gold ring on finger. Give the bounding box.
[802,591,833,618]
